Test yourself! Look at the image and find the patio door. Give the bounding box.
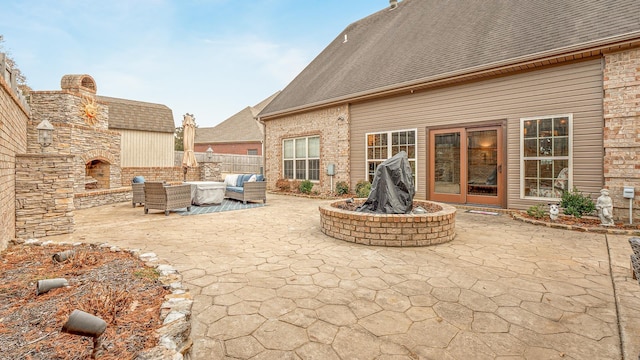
[429,126,503,206]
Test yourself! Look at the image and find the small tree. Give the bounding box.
[0,35,32,96]
[174,126,184,151]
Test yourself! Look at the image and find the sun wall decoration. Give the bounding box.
[80,95,99,126]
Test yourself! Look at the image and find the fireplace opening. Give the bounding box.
[85,159,110,190]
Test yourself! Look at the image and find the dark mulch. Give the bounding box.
[518,212,640,230]
[0,243,170,359]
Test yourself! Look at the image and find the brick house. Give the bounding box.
[194,92,279,155]
[258,0,640,221]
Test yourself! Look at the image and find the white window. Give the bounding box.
[283,136,320,181]
[365,129,417,186]
[520,115,572,199]
[247,149,258,155]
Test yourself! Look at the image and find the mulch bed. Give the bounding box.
[0,243,170,359]
[516,212,640,231]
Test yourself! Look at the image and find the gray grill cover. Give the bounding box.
[356,151,415,214]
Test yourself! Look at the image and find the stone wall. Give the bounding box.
[15,154,75,239]
[603,47,640,223]
[74,188,132,210]
[0,54,29,250]
[263,105,350,194]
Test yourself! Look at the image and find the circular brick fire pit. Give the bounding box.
[319,199,456,247]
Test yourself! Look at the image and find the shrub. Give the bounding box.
[355,180,371,198]
[299,180,313,194]
[335,181,350,195]
[289,180,301,193]
[526,204,546,219]
[560,187,595,218]
[275,178,290,192]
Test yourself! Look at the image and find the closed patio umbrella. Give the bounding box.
[181,113,198,181]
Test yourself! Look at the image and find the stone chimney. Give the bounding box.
[390,0,398,9]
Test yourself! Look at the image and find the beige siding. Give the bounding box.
[350,58,604,209]
[119,130,174,167]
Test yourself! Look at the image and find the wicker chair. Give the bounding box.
[132,183,145,208]
[143,182,192,216]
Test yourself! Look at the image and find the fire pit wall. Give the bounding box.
[319,200,456,247]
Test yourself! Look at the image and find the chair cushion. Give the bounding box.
[226,186,244,193]
[256,174,264,182]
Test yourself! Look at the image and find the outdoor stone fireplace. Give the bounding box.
[28,74,125,203]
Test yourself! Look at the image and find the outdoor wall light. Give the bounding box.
[206,146,213,162]
[36,119,54,150]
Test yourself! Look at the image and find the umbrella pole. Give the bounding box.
[183,166,188,181]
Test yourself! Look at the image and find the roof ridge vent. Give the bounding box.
[389,0,398,10]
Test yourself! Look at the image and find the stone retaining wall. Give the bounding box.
[74,187,132,210]
[319,200,456,246]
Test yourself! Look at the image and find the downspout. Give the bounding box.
[257,116,266,176]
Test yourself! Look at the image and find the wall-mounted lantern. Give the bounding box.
[206,146,213,162]
[36,119,54,151]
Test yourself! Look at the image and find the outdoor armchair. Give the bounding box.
[143,182,192,216]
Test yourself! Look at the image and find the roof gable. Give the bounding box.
[261,0,640,116]
[195,92,279,144]
[98,96,175,133]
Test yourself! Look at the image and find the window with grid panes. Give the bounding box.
[521,115,571,199]
[283,136,320,181]
[366,130,416,186]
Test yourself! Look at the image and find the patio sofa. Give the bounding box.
[224,174,266,204]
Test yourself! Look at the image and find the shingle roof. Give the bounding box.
[98,96,175,133]
[261,0,640,116]
[195,92,279,144]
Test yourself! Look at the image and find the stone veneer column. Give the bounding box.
[15,154,75,239]
[200,162,222,181]
[603,48,640,222]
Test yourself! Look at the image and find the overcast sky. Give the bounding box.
[1,0,387,128]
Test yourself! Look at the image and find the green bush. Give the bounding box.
[355,180,371,198]
[560,187,595,218]
[299,180,313,194]
[526,204,546,219]
[335,181,349,195]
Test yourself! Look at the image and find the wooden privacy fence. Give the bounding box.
[175,152,263,174]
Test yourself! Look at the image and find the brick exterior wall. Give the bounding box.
[263,105,350,194]
[15,154,75,239]
[194,142,262,155]
[0,63,29,250]
[122,166,204,183]
[603,48,640,223]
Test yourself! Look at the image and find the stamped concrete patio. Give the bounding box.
[44,194,640,359]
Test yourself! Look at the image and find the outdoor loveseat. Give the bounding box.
[223,174,266,204]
